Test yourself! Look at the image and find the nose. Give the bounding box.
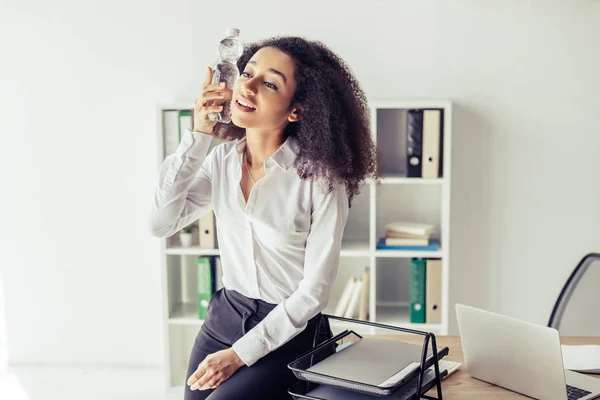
[240,76,257,96]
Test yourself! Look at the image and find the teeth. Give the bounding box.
[237,99,255,109]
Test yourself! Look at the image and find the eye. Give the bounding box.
[240,71,278,91]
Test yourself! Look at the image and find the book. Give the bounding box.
[344,278,362,319]
[385,222,435,237]
[384,237,429,246]
[385,231,430,239]
[196,257,213,319]
[334,277,357,317]
[358,267,370,320]
[377,238,440,251]
[410,258,427,323]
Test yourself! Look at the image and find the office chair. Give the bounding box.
[548,252,600,336]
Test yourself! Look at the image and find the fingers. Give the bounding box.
[202,90,231,102]
[190,368,220,391]
[205,104,223,113]
[204,66,213,86]
[187,362,206,387]
[204,82,227,93]
[202,376,222,390]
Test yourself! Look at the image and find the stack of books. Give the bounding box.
[377,222,440,251]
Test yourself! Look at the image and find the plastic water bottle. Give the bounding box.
[208,27,243,123]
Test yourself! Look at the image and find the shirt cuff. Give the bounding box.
[231,302,301,367]
[231,329,268,367]
[175,128,213,159]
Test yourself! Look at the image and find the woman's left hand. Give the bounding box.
[187,348,245,391]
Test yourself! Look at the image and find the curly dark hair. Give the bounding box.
[213,36,379,205]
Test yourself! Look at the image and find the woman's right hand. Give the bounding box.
[192,66,233,135]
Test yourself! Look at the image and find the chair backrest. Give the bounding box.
[548,253,600,336]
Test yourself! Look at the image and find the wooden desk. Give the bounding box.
[383,336,600,399]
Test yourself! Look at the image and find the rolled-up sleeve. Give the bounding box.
[231,182,349,366]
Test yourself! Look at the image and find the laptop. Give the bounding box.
[456,304,600,400]
[305,337,435,388]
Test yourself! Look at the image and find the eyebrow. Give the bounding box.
[247,60,287,84]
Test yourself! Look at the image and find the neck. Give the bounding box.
[244,127,286,167]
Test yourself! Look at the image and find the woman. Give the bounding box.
[148,36,378,399]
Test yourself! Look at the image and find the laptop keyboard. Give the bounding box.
[567,384,591,400]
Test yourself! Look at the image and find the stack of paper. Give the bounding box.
[561,345,600,373]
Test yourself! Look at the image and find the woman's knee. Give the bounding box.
[205,365,293,400]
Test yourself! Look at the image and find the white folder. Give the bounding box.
[421,110,441,179]
[199,212,216,249]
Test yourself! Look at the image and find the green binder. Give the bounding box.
[409,258,427,323]
[196,257,213,320]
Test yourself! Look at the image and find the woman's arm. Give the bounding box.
[231,182,350,366]
[147,128,215,238]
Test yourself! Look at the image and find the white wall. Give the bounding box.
[0,0,598,366]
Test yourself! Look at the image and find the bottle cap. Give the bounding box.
[226,27,240,37]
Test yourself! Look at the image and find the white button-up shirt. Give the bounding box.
[148,128,349,366]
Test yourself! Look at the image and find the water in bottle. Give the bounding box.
[209,27,244,123]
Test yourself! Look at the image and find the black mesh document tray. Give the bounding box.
[287,314,448,399]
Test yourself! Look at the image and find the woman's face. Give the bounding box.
[231,46,301,131]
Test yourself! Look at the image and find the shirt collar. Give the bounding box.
[225,135,299,171]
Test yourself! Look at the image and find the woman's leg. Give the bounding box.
[206,315,333,400]
[184,324,230,400]
[205,347,298,400]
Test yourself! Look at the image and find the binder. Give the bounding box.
[426,259,442,324]
[199,212,216,249]
[196,257,213,319]
[410,259,427,323]
[421,110,441,179]
[288,315,447,399]
[406,110,423,178]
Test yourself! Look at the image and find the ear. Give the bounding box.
[288,104,303,123]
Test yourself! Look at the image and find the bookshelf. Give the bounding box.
[155,99,452,393]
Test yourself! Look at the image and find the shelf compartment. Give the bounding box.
[374,107,445,180]
[375,184,442,249]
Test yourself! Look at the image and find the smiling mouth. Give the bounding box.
[236,99,257,111]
